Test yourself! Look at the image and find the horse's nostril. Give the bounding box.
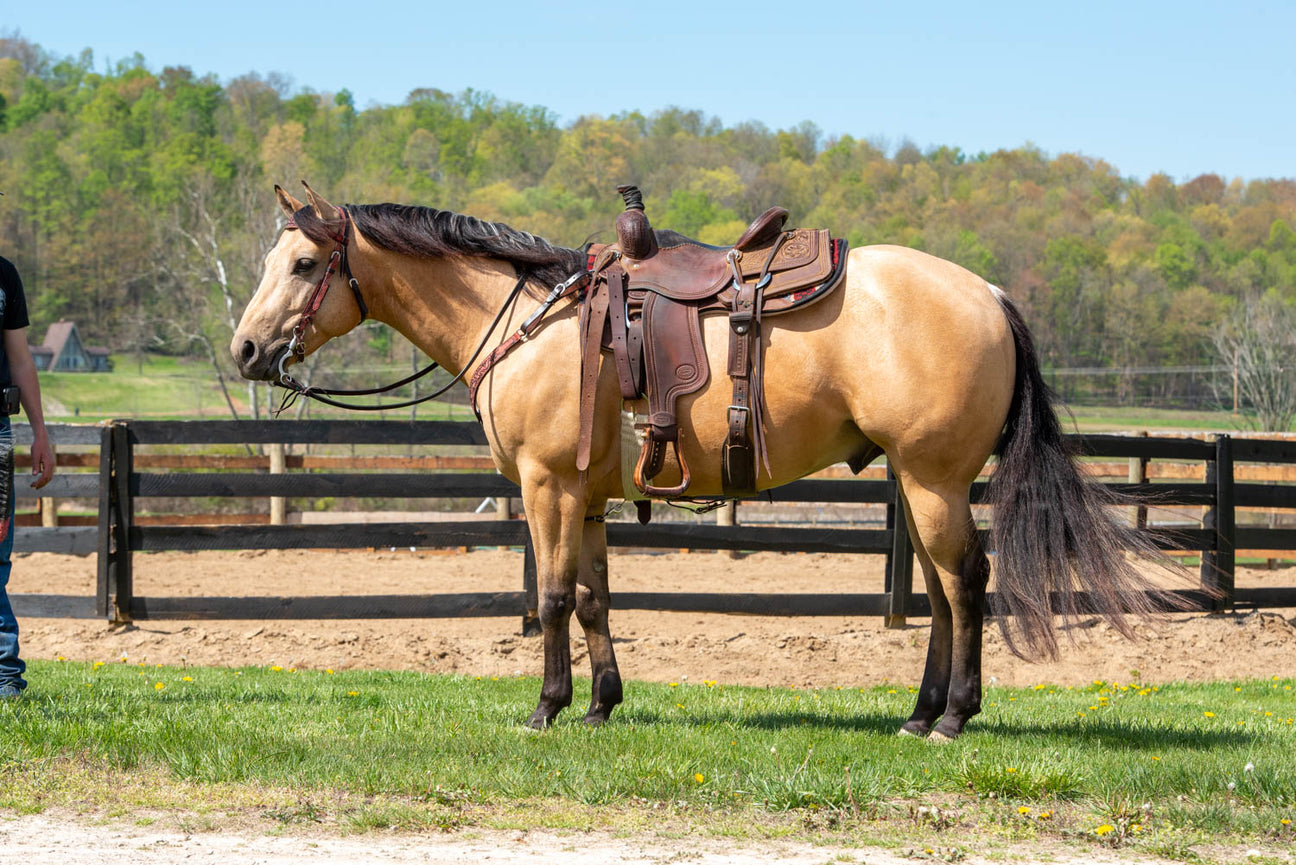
[240,340,258,366]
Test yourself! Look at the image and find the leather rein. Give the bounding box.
[273,207,585,416]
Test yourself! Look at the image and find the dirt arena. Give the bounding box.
[11,548,1296,687]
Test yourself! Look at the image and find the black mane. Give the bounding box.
[293,203,587,292]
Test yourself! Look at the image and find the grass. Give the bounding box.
[37,353,476,423]
[1060,404,1246,434]
[3,660,1295,854]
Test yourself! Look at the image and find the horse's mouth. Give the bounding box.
[266,342,295,382]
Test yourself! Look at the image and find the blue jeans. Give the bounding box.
[0,419,21,691]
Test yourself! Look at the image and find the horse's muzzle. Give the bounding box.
[232,336,290,382]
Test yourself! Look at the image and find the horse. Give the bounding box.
[232,182,1173,741]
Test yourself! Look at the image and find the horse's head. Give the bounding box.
[232,183,366,381]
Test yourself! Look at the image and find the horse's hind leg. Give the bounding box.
[894,476,989,740]
[898,492,952,737]
[575,517,623,725]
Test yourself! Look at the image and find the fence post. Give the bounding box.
[269,443,286,525]
[884,467,914,628]
[521,536,540,636]
[1128,430,1148,529]
[94,424,114,618]
[716,500,738,559]
[109,422,135,624]
[39,443,57,527]
[1201,433,1235,612]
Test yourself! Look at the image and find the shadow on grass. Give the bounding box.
[621,705,1260,748]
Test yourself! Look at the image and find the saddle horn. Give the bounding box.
[615,184,657,260]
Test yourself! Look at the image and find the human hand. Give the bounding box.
[29,433,55,490]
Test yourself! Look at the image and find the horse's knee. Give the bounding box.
[538,588,575,627]
[574,583,608,630]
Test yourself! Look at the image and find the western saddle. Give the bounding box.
[577,186,849,505]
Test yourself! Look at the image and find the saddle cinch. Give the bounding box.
[576,186,849,504]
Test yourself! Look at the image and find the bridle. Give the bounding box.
[272,206,584,416]
[277,207,368,384]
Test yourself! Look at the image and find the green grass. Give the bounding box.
[1060,404,1244,434]
[3,660,1295,851]
[37,353,476,422]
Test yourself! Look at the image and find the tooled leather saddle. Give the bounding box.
[576,186,849,503]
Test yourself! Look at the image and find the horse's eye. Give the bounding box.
[293,258,315,275]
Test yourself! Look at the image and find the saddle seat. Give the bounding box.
[619,208,836,310]
[577,188,849,510]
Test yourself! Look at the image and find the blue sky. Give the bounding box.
[5,0,1293,182]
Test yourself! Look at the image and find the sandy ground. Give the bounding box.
[10,548,1296,688]
[4,812,1246,865]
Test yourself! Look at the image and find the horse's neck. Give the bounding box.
[365,252,518,376]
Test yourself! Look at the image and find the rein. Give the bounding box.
[274,268,534,416]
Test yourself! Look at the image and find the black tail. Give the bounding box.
[987,294,1185,659]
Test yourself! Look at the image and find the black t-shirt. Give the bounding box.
[0,256,31,387]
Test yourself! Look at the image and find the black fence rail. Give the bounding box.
[11,421,1296,627]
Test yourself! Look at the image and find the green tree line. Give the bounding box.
[2,36,1295,408]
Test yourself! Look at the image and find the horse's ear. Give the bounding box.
[301,181,341,220]
[275,185,305,218]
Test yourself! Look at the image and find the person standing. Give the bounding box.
[0,232,57,699]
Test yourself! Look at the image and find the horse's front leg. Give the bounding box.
[576,515,622,725]
[522,478,587,729]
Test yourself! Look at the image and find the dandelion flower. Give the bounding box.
[1037,811,1052,820]
[1018,806,1031,815]
[1204,711,1215,718]
[181,676,193,683]
[271,665,283,672]
[694,773,705,784]
[154,682,165,691]
[1095,824,1115,836]
[1281,818,1292,826]
[347,690,359,697]
[1245,762,1254,773]
[1006,767,1017,773]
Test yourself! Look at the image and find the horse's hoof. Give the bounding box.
[896,727,921,738]
[927,730,956,744]
[524,713,553,731]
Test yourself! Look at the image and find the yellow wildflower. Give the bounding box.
[1095,824,1115,836]
[154,682,165,691]
[694,773,705,784]
[1018,806,1031,815]
[1204,711,1215,718]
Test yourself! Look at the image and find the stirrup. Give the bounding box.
[633,438,692,498]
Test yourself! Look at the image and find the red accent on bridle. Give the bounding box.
[284,208,367,365]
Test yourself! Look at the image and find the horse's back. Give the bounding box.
[676,244,1017,491]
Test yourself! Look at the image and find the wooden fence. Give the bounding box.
[10,420,1296,628]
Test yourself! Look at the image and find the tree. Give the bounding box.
[1214,293,1296,431]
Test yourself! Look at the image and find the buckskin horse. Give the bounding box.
[232,183,1173,741]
